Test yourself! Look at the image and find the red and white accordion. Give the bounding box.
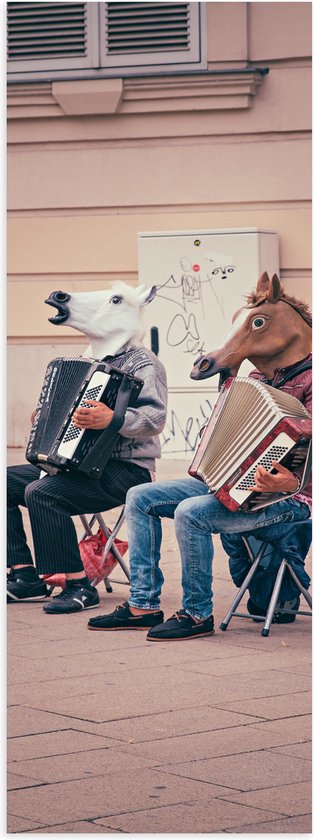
[189,377,311,512]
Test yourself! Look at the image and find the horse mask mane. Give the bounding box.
[245,271,312,327]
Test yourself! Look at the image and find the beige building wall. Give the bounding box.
[7,2,312,446]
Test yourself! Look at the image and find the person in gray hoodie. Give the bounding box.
[7,283,167,615]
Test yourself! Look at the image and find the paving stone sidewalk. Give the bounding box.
[7,450,312,834]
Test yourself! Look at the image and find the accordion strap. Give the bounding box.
[103,347,153,377]
[218,359,312,392]
[267,359,312,390]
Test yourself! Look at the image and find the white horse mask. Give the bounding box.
[45,281,157,360]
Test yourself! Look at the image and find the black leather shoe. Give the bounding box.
[247,596,300,624]
[274,597,300,624]
[88,601,164,630]
[147,610,214,641]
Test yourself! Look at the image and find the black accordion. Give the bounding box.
[26,357,143,479]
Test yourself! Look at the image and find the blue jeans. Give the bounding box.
[125,477,310,620]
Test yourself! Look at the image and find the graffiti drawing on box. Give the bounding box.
[148,249,238,456]
[155,249,238,361]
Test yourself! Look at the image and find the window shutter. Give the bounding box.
[7,1,205,81]
[7,2,99,77]
[100,2,204,69]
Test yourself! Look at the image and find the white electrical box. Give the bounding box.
[138,228,279,460]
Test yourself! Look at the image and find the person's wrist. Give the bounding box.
[291,474,301,493]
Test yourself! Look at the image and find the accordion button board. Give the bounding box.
[229,432,303,507]
[57,371,111,460]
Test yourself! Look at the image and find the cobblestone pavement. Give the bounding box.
[7,450,312,834]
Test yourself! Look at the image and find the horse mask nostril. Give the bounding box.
[45,290,71,325]
[193,353,211,370]
[190,355,214,380]
[199,358,211,372]
[53,291,71,303]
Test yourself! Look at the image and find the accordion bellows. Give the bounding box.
[189,377,311,512]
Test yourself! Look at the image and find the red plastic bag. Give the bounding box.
[43,528,128,590]
[79,527,128,585]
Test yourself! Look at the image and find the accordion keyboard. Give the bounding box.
[229,432,295,506]
[57,371,110,459]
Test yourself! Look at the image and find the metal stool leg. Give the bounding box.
[220,541,269,631]
[286,562,312,608]
[262,558,312,636]
[95,510,130,582]
[79,513,95,537]
[261,559,287,636]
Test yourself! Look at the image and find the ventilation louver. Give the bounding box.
[7,2,87,61]
[106,2,190,55]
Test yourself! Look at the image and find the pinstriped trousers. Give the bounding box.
[7,460,151,575]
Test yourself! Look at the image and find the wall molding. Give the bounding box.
[8,267,312,286]
[8,271,138,283]
[7,70,267,120]
[7,131,311,155]
[7,199,311,219]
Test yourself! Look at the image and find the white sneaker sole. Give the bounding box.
[7,591,50,602]
[43,602,100,614]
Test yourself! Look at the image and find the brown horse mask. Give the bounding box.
[190,272,312,382]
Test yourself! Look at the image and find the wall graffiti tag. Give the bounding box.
[143,251,238,457]
[160,397,214,457]
[139,229,279,457]
[154,252,237,364]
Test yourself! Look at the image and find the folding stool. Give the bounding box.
[220,524,312,636]
[79,506,129,593]
[220,441,312,637]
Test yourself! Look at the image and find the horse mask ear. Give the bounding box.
[256,271,270,293]
[256,271,283,303]
[268,273,284,302]
[137,285,157,306]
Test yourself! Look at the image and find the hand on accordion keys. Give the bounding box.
[249,461,300,495]
[72,400,114,430]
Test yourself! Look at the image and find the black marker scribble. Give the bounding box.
[156,261,237,357]
[157,272,206,314]
[181,275,202,304]
[166,312,199,347]
[161,400,213,455]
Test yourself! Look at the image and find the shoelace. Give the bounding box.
[114,602,129,615]
[172,610,207,626]
[172,610,190,623]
